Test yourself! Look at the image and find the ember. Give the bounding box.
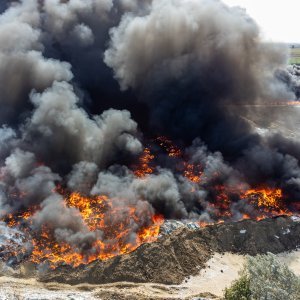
[133,148,155,178]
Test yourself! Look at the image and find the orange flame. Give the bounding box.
[5,192,164,268]
[241,187,292,219]
[134,148,155,178]
[183,163,202,183]
[156,136,182,158]
[198,186,293,228]
[242,188,283,211]
[155,136,202,183]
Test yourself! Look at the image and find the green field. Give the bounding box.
[289,48,300,65]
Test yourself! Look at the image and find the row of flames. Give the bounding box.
[1,136,296,268]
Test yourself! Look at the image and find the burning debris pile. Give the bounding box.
[40,216,300,285]
[0,0,300,271]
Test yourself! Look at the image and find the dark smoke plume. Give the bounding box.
[0,0,300,254]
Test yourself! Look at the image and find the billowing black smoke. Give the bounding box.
[0,0,300,254]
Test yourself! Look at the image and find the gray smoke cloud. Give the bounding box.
[0,0,73,123]
[0,148,60,216]
[42,0,113,41]
[275,65,300,99]
[24,81,142,169]
[67,161,99,194]
[91,167,189,219]
[104,0,289,98]
[104,0,298,159]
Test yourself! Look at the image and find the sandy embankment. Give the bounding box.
[182,250,300,297]
[1,251,300,300]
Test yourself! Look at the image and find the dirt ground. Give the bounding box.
[1,251,300,300]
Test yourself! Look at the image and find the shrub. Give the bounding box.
[224,253,300,300]
[224,273,251,300]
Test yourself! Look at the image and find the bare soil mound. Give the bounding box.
[40,216,300,285]
[199,216,300,255]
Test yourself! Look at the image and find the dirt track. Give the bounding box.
[2,251,300,299]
